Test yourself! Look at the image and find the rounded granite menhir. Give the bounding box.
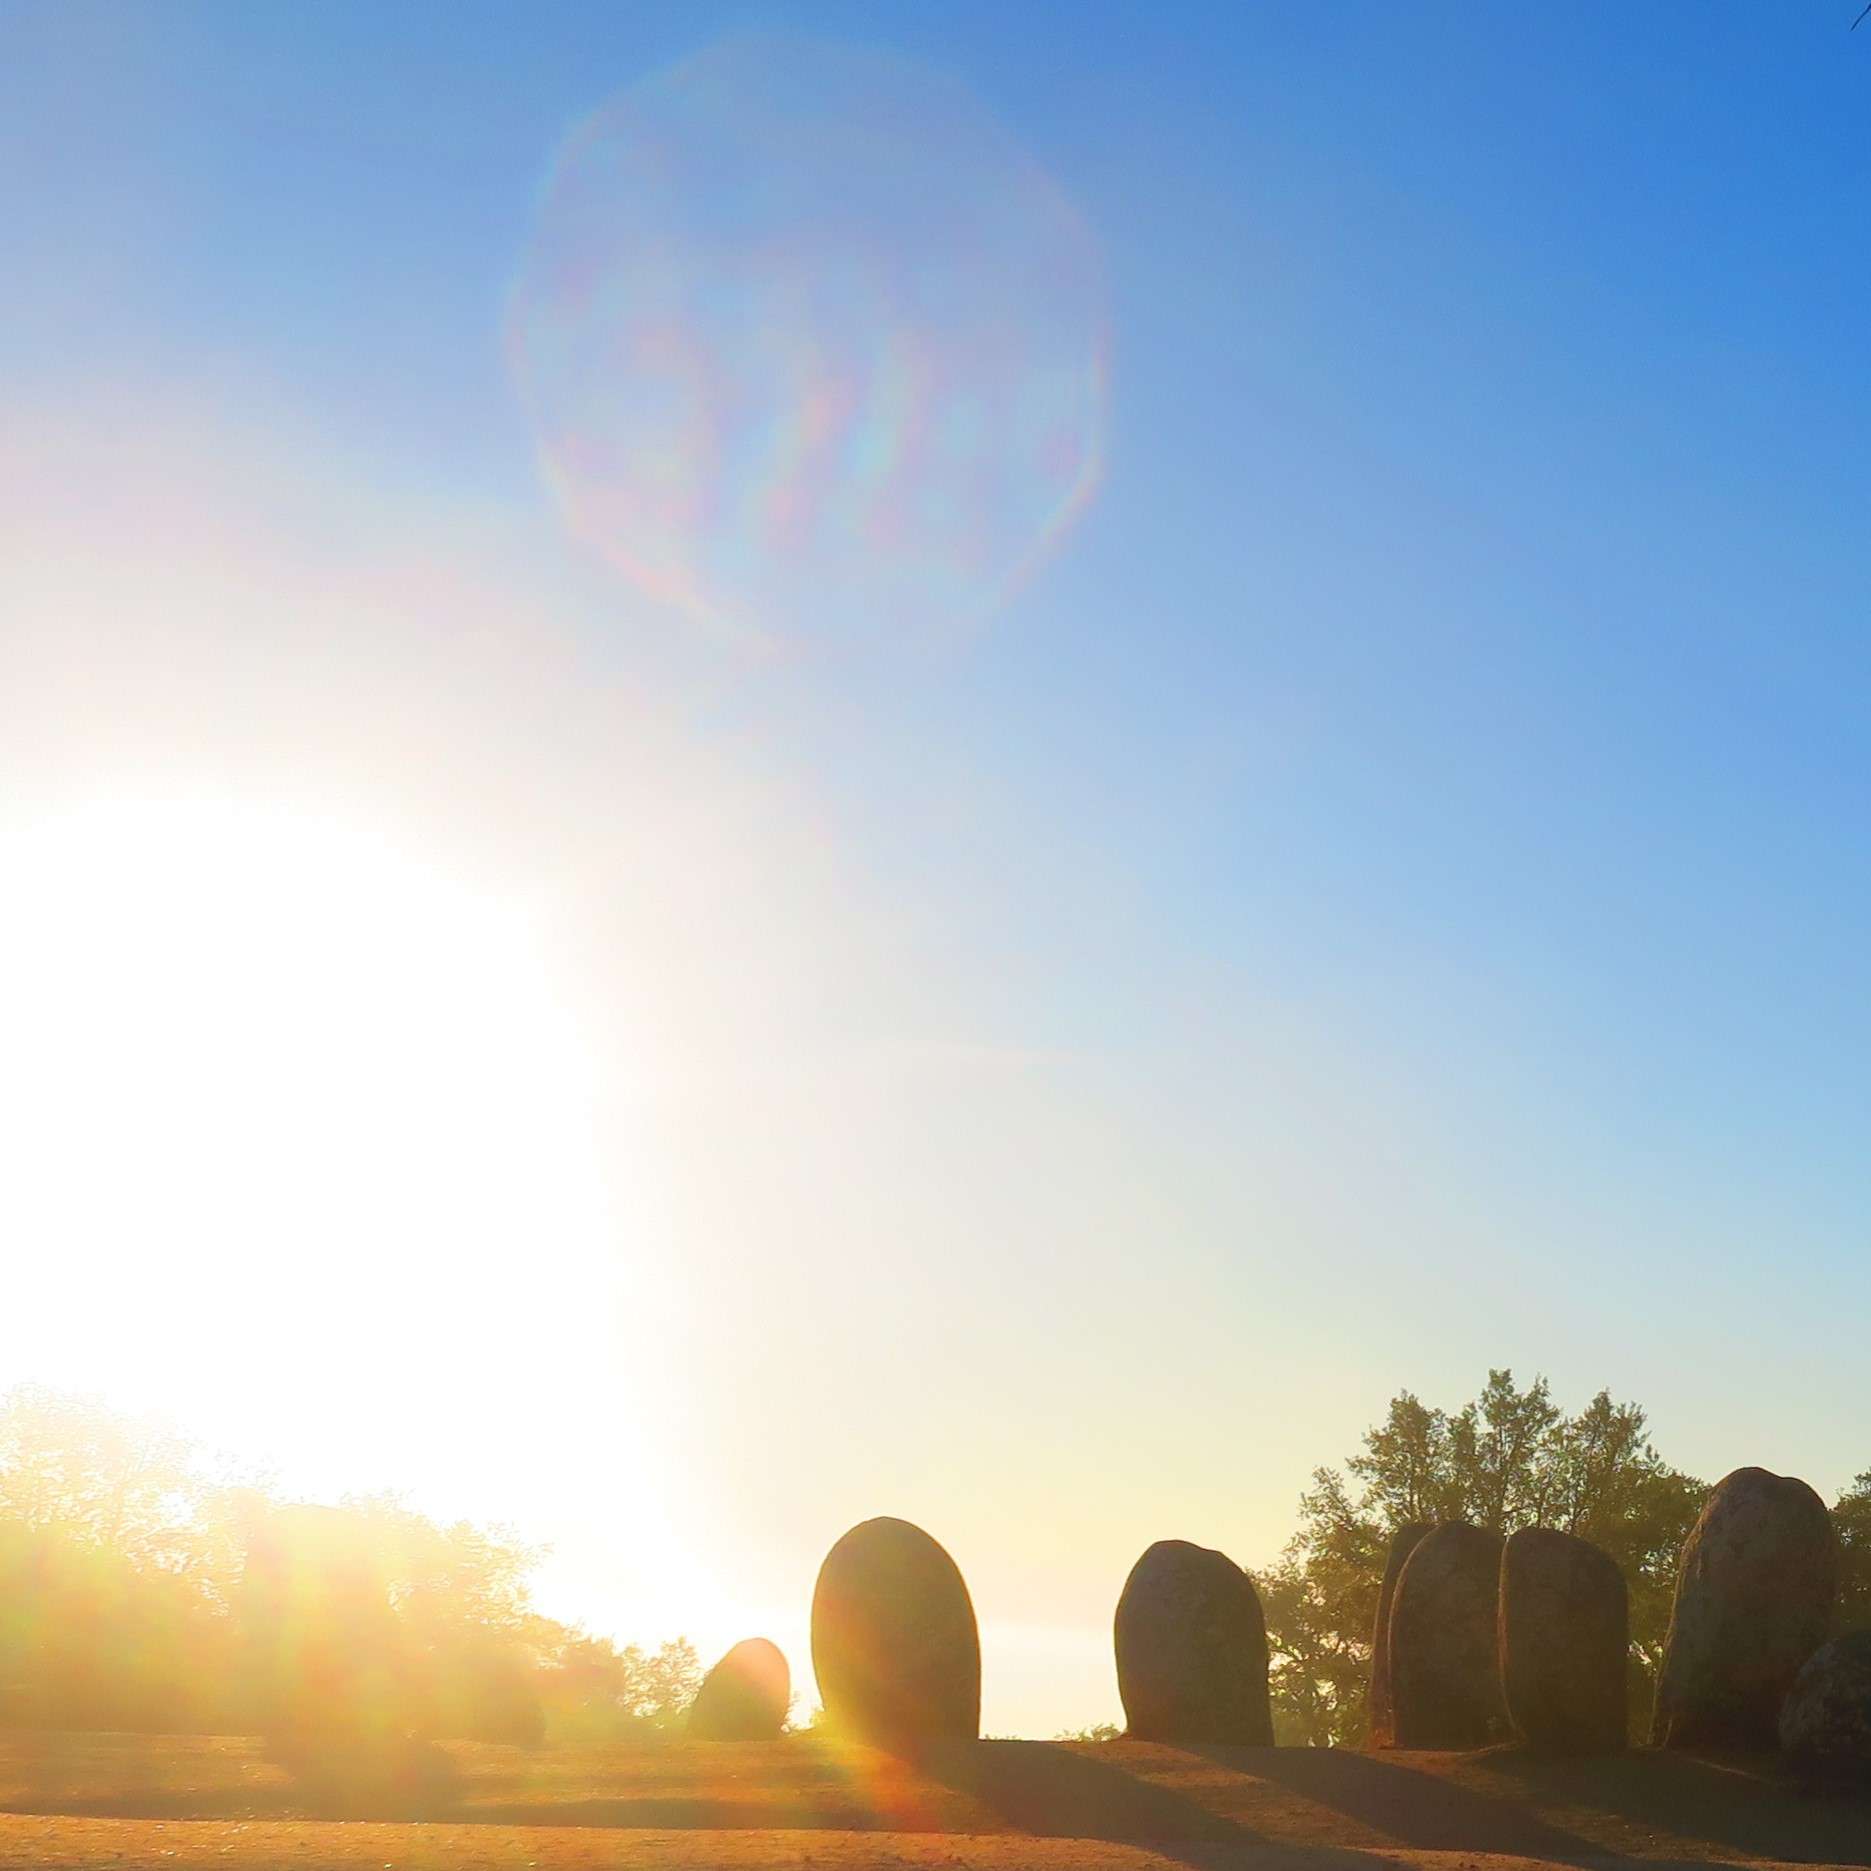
[1778,1630,1871,1785]
[1368,1522,1431,1748]
[811,1517,980,1750]
[1389,1521,1507,1748]
[688,1637,791,1740]
[1651,1466,1838,1750]
[1114,1539,1273,1746]
[1499,1526,1628,1753]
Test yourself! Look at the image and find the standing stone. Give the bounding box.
[1368,1523,1431,1748]
[1499,1527,1628,1753]
[688,1638,790,1740]
[1778,1630,1871,1784]
[1114,1540,1273,1746]
[811,1517,980,1750]
[1389,1522,1506,1748]
[1652,1467,1839,1751]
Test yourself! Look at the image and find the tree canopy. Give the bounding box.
[1835,1469,1871,1631]
[0,1385,701,1745]
[1,1377,1862,1750]
[1260,1370,1708,1746]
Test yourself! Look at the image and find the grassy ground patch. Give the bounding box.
[0,1731,1862,1867]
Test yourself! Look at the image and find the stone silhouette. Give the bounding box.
[810,1517,980,1750]
[1113,1540,1273,1746]
[1778,1630,1871,1783]
[1368,1522,1431,1748]
[1389,1521,1506,1748]
[688,1638,790,1740]
[1498,1526,1628,1753]
[1652,1466,1839,1750]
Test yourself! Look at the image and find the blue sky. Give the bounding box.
[3,1,1869,1732]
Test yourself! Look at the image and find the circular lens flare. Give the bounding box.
[508,36,1109,645]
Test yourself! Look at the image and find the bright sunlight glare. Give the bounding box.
[0,794,636,1498]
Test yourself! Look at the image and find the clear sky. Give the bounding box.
[2,1,1869,1737]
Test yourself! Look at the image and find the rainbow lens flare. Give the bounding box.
[508,36,1109,645]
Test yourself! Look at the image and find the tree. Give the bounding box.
[0,1388,247,1730]
[1259,1466,1390,1746]
[239,1502,411,1751]
[1261,1370,1706,1746]
[1836,1471,1871,1634]
[0,1384,648,1747]
[0,1385,220,1564]
[531,1628,703,1741]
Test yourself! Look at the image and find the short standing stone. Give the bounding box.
[1651,1467,1839,1750]
[1389,1522,1506,1748]
[688,1638,790,1740]
[1114,1540,1273,1746]
[1778,1631,1871,1784]
[1368,1523,1431,1748]
[1499,1527,1628,1753]
[811,1517,980,1749]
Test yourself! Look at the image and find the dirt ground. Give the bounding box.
[0,1821,1864,1871]
[0,1732,1862,1871]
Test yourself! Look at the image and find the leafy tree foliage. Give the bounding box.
[0,1386,696,1745]
[1836,1470,1871,1634]
[1261,1370,1707,1747]
[531,1630,704,1740]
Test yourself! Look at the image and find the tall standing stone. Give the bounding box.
[1114,1540,1273,1746]
[1368,1523,1430,1748]
[688,1638,790,1740]
[1389,1522,1506,1748]
[1499,1527,1628,1753]
[811,1517,980,1750]
[1652,1467,1838,1750]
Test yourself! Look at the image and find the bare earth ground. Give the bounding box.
[0,1731,1862,1871]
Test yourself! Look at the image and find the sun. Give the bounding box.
[0,791,637,1501]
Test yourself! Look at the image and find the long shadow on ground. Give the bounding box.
[921,1740,1262,1843]
[1183,1744,1604,1864]
[465,1740,1291,1844]
[466,1738,980,1833]
[4,1729,1868,1865]
[1470,1744,1871,1867]
[916,1741,1423,1871]
[0,1737,465,1825]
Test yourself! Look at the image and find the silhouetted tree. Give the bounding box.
[240,1502,412,1752]
[0,1388,248,1730]
[1836,1471,1871,1634]
[532,1630,702,1741]
[0,1385,644,1747]
[1262,1371,1705,1746]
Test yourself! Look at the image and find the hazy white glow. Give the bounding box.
[0,406,1533,1737]
[0,793,634,1496]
